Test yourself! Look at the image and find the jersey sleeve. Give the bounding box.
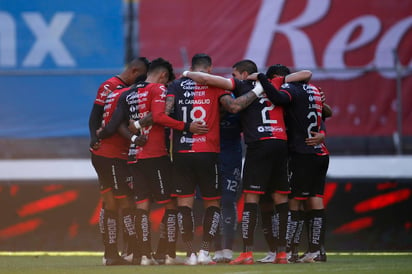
[98,92,128,139]
[151,84,185,130]
[258,73,292,105]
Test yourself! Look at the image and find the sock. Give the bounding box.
[165,209,178,257]
[275,202,289,251]
[103,209,119,258]
[221,199,237,250]
[309,209,325,253]
[241,203,258,252]
[155,212,167,258]
[99,207,105,241]
[261,207,276,252]
[286,210,300,253]
[178,206,194,255]
[135,208,152,257]
[201,206,220,252]
[121,208,137,256]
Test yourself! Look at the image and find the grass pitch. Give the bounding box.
[0,252,411,274]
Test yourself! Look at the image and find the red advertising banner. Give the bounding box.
[139,0,412,137]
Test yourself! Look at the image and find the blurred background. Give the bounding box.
[0,0,411,251]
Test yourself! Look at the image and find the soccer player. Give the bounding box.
[256,66,330,263]
[183,60,312,265]
[124,58,211,266]
[88,57,149,266]
[166,54,264,265]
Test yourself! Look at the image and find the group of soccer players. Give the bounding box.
[88,53,331,266]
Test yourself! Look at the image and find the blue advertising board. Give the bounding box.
[0,0,124,138]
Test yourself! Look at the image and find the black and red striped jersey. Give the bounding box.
[93,76,127,106]
[230,78,287,144]
[166,77,231,153]
[91,86,130,159]
[279,82,329,155]
[135,82,185,159]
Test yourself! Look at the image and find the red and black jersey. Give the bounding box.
[166,77,231,153]
[93,76,127,106]
[278,82,329,155]
[135,82,185,159]
[230,78,287,144]
[92,86,130,159]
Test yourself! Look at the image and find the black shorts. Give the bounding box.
[242,139,290,195]
[288,153,329,199]
[91,153,133,199]
[173,152,221,200]
[129,156,173,204]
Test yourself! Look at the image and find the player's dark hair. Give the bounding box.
[138,56,151,71]
[266,64,291,79]
[191,53,212,69]
[232,59,258,74]
[148,57,175,82]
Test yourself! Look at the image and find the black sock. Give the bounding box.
[103,209,119,258]
[286,210,298,252]
[165,209,178,257]
[201,206,220,252]
[135,209,152,257]
[178,206,194,255]
[261,207,276,252]
[275,202,288,251]
[121,208,137,255]
[242,203,258,252]
[309,209,325,253]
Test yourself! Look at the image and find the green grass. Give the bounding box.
[0,252,411,274]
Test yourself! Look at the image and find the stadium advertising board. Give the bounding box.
[0,0,123,137]
[139,0,412,137]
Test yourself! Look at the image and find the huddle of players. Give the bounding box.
[89,53,331,266]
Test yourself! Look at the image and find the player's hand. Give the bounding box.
[128,119,141,134]
[189,121,209,134]
[133,134,148,147]
[246,73,259,80]
[89,137,101,150]
[305,131,325,146]
[319,87,326,103]
[139,113,153,127]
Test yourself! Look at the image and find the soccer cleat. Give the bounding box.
[222,249,233,262]
[165,254,185,265]
[197,250,216,265]
[229,251,254,265]
[140,255,157,266]
[287,251,299,263]
[102,255,130,266]
[297,251,320,263]
[314,252,327,262]
[184,252,198,265]
[153,253,166,265]
[274,251,288,264]
[257,251,276,263]
[212,250,224,263]
[213,249,233,263]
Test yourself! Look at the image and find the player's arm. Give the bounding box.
[118,122,148,147]
[88,103,104,149]
[97,96,128,139]
[150,87,209,134]
[285,70,312,83]
[318,87,333,118]
[323,103,333,119]
[257,73,292,105]
[182,71,234,90]
[219,83,264,113]
[128,113,153,133]
[306,120,327,146]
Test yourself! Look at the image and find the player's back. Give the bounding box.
[167,77,229,153]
